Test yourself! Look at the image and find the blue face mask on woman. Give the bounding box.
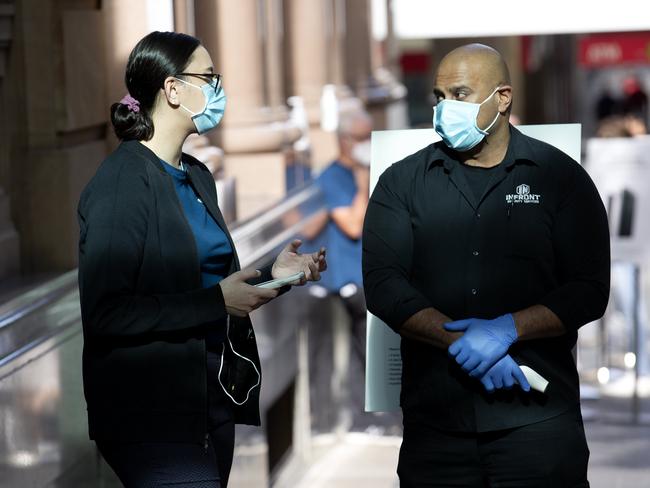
[433,86,501,152]
[176,77,227,134]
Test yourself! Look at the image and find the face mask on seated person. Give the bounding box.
[351,139,371,166]
[433,86,502,152]
[176,77,227,135]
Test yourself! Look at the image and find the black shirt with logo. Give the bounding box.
[362,126,610,432]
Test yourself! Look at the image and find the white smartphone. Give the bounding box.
[255,271,305,289]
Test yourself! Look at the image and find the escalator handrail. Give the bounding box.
[0,182,326,362]
[0,270,78,330]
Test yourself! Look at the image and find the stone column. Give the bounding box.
[286,0,351,172]
[287,0,330,122]
[344,0,373,94]
[0,1,20,279]
[195,0,300,220]
[344,0,408,131]
[173,0,195,35]
[330,0,347,87]
[263,0,288,120]
[104,0,174,149]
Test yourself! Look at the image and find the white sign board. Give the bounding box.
[365,124,582,412]
[586,136,650,265]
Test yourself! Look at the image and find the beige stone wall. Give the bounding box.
[5,0,106,274]
[0,2,20,279]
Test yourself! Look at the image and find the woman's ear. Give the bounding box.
[163,76,180,107]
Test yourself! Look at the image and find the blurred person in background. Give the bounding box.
[596,114,647,137]
[596,88,619,121]
[622,76,648,124]
[363,43,610,487]
[307,108,373,432]
[595,75,649,137]
[77,31,326,487]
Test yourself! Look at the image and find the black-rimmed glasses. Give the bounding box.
[175,73,222,94]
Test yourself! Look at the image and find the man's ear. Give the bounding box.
[163,76,180,107]
[497,85,513,114]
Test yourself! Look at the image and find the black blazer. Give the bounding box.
[77,140,268,443]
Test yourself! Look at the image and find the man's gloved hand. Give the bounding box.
[479,354,531,393]
[444,314,518,377]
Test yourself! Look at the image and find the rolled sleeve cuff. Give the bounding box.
[374,292,432,333]
[538,284,598,333]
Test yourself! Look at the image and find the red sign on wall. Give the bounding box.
[579,32,650,67]
[400,53,430,74]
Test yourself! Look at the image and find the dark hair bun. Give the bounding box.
[110,31,201,141]
[110,101,154,141]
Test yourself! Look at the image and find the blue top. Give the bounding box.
[161,159,233,345]
[161,160,233,286]
[313,161,363,292]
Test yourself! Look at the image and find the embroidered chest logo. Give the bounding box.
[505,183,541,204]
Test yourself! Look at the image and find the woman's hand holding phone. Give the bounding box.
[219,269,279,317]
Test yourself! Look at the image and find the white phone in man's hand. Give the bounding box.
[255,271,305,289]
[520,366,549,393]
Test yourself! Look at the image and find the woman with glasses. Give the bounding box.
[77,31,326,487]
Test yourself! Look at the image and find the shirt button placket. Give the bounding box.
[471,212,481,298]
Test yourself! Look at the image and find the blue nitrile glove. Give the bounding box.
[479,354,531,393]
[444,314,518,377]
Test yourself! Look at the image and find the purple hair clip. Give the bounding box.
[120,94,140,113]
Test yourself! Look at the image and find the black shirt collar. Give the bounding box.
[427,125,539,172]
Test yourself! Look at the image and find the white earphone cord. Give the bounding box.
[217,316,261,406]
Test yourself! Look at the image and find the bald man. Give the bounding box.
[363,44,609,487]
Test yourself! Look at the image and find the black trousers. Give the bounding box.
[398,409,590,488]
[97,351,235,488]
[307,286,368,432]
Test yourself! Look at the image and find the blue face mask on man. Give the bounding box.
[433,86,501,152]
[176,77,227,134]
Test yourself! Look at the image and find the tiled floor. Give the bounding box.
[288,434,400,488]
[587,421,650,488]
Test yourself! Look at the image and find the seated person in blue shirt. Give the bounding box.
[307,108,372,430]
